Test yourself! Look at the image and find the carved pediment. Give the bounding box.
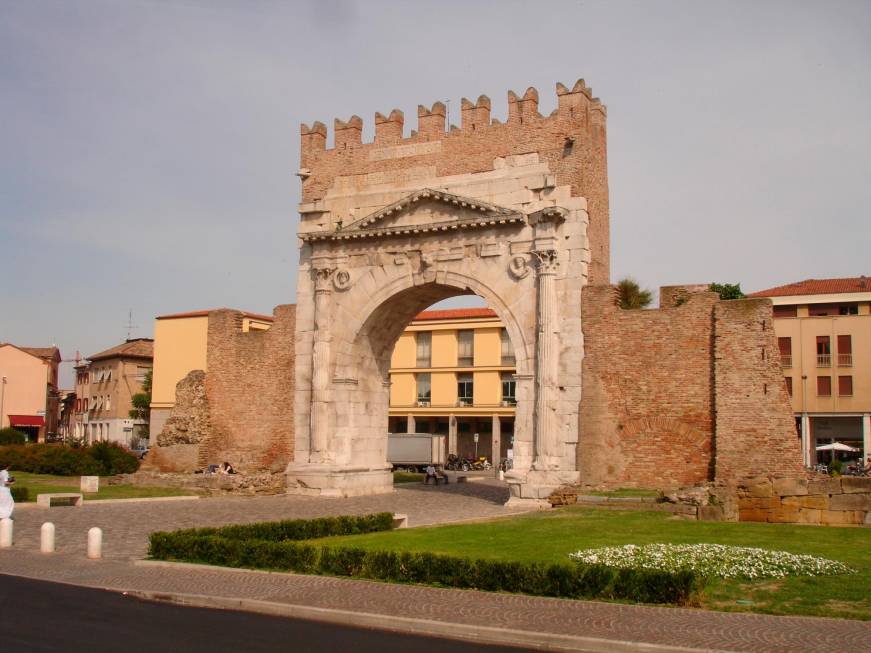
[301,189,526,242]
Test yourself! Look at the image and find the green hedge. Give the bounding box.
[0,428,26,445]
[0,443,139,476]
[10,486,29,502]
[148,513,700,605]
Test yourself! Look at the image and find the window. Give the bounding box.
[416,373,431,403]
[816,336,831,367]
[457,373,473,405]
[500,328,515,366]
[837,335,852,366]
[136,366,150,382]
[105,395,111,411]
[501,373,516,405]
[784,377,793,397]
[773,305,798,318]
[817,376,831,396]
[457,330,474,367]
[839,304,859,315]
[106,370,112,382]
[83,399,88,412]
[778,337,792,368]
[809,304,840,316]
[838,376,853,396]
[415,331,432,368]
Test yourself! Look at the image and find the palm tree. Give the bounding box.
[617,277,653,309]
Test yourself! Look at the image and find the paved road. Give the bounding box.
[0,575,530,653]
[2,482,870,653]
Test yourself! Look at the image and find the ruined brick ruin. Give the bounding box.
[147,78,804,507]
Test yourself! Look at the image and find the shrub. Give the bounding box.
[147,514,701,605]
[0,443,139,476]
[88,442,140,475]
[10,486,29,502]
[0,428,26,445]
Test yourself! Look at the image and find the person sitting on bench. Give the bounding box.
[424,465,438,484]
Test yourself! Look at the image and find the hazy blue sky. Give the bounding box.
[2,0,870,387]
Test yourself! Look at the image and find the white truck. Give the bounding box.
[387,433,447,472]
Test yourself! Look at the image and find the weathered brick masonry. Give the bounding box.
[580,285,803,489]
[205,306,296,471]
[300,81,610,284]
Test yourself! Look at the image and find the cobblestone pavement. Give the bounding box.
[2,482,869,653]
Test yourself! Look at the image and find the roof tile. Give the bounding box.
[749,276,871,298]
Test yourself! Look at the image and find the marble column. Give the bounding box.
[448,414,457,455]
[406,414,416,434]
[309,266,334,463]
[532,249,560,470]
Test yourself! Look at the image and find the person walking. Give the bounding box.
[0,465,14,520]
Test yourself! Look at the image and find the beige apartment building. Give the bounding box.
[149,309,273,436]
[388,308,516,464]
[751,277,870,465]
[72,338,153,445]
[0,343,61,441]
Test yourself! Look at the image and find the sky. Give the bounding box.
[1,0,870,387]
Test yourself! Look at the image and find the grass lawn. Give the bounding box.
[12,472,199,501]
[314,506,871,619]
[392,472,424,484]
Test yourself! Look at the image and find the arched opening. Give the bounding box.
[327,279,530,484]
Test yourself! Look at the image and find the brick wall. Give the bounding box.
[204,305,296,472]
[713,300,804,480]
[300,80,610,284]
[580,286,804,489]
[580,286,717,488]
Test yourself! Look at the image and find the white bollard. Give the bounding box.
[87,527,102,560]
[0,518,13,548]
[40,522,55,553]
[498,469,505,481]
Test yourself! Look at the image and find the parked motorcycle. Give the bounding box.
[471,456,491,471]
[445,454,470,472]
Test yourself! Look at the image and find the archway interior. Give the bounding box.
[352,282,519,469]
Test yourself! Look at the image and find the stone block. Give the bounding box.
[738,508,768,522]
[738,497,780,510]
[767,507,801,523]
[80,476,99,493]
[797,508,822,524]
[820,510,865,526]
[744,481,774,498]
[782,495,828,510]
[840,477,871,494]
[828,493,871,512]
[698,505,725,521]
[807,477,841,495]
[772,477,808,496]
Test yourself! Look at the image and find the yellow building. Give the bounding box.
[149,309,273,436]
[751,277,871,465]
[388,308,516,465]
[149,306,517,466]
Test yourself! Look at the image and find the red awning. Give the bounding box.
[8,415,44,427]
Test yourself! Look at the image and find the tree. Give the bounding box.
[0,427,26,445]
[617,277,653,309]
[129,369,152,440]
[709,282,746,300]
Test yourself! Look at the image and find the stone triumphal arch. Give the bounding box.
[286,81,609,503]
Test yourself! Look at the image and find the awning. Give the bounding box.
[8,415,45,427]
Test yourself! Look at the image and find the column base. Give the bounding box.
[285,463,394,498]
[505,469,579,507]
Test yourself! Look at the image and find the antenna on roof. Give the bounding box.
[125,310,138,340]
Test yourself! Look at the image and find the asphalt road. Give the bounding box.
[0,576,534,653]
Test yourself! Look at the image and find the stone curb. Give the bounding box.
[14,495,201,510]
[124,587,734,653]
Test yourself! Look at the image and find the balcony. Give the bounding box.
[780,354,792,368]
[838,353,853,367]
[816,354,831,368]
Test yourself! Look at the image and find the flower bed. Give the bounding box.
[569,543,854,580]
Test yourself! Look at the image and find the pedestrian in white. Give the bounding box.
[0,466,14,520]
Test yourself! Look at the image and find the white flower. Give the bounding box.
[568,544,854,579]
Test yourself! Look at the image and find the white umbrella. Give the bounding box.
[815,442,860,452]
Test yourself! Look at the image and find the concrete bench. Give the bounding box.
[36,493,84,508]
[392,513,409,529]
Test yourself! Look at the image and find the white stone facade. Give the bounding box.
[287,154,589,502]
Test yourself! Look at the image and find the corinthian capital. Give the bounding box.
[532,249,559,275]
[313,266,335,293]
